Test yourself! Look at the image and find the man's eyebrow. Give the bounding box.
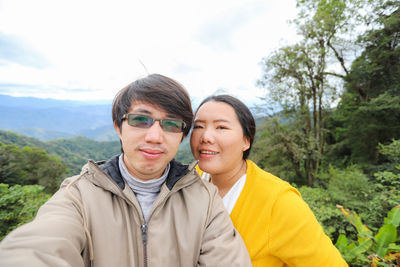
[133,109,152,115]
[132,109,179,119]
[166,115,180,119]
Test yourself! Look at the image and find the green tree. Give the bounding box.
[326,3,400,166]
[0,184,50,241]
[0,142,68,193]
[0,130,121,175]
[257,0,365,185]
[251,117,305,184]
[257,0,400,184]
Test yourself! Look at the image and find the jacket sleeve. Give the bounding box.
[197,186,252,267]
[268,188,348,267]
[0,178,88,267]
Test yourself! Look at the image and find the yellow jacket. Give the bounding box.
[198,160,348,266]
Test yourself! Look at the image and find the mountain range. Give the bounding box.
[0,94,117,141]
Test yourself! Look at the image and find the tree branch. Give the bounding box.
[327,40,349,77]
[323,72,346,79]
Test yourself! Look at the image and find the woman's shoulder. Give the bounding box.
[246,160,296,192]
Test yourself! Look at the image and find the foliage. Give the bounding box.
[251,116,308,185]
[0,184,50,241]
[329,93,400,166]
[325,165,375,214]
[0,142,67,193]
[374,165,400,209]
[326,3,400,167]
[336,205,400,266]
[346,3,400,100]
[316,161,400,231]
[256,0,372,185]
[257,0,400,185]
[299,186,352,240]
[175,137,195,165]
[379,139,400,165]
[300,164,378,242]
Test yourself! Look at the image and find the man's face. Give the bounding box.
[115,101,184,181]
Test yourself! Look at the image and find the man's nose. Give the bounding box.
[144,121,164,143]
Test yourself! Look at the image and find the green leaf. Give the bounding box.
[335,234,348,251]
[387,243,400,250]
[339,206,373,236]
[355,237,373,254]
[375,224,397,258]
[384,206,400,227]
[376,262,394,267]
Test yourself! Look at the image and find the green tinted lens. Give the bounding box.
[125,114,185,133]
[128,115,151,128]
[161,120,185,133]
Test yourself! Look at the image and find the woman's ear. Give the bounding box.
[242,136,250,151]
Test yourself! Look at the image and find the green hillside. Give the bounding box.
[0,130,194,174]
[0,130,120,175]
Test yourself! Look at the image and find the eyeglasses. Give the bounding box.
[122,114,186,133]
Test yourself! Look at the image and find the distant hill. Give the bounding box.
[0,94,117,141]
[0,130,195,174]
[0,130,121,175]
[0,94,266,142]
[0,94,109,108]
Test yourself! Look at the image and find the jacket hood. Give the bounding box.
[82,154,196,193]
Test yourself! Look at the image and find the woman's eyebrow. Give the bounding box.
[194,119,230,123]
[213,119,230,123]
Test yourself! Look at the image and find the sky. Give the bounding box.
[0,0,299,107]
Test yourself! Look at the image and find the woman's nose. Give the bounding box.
[200,129,214,144]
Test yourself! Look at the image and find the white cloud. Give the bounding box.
[0,0,299,106]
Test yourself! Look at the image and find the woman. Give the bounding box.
[190,95,348,267]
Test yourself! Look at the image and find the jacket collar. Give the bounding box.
[95,154,190,191]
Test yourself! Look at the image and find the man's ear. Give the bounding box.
[114,121,122,138]
[114,122,124,153]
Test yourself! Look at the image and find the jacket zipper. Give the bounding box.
[141,223,148,267]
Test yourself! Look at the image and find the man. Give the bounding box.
[0,74,251,267]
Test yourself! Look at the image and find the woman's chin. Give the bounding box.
[198,161,220,174]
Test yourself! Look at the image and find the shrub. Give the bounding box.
[336,205,400,266]
[0,184,50,240]
[299,186,355,241]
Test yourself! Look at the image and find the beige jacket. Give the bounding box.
[0,156,251,267]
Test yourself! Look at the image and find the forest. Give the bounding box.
[1,0,399,266]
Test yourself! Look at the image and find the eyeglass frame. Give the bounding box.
[121,113,187,133]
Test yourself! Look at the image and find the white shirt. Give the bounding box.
[202,172,247,214]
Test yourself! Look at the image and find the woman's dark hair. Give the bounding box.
[112,74,193,136]
[196,95,256,160]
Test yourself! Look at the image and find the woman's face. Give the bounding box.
[190,101,250,175]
